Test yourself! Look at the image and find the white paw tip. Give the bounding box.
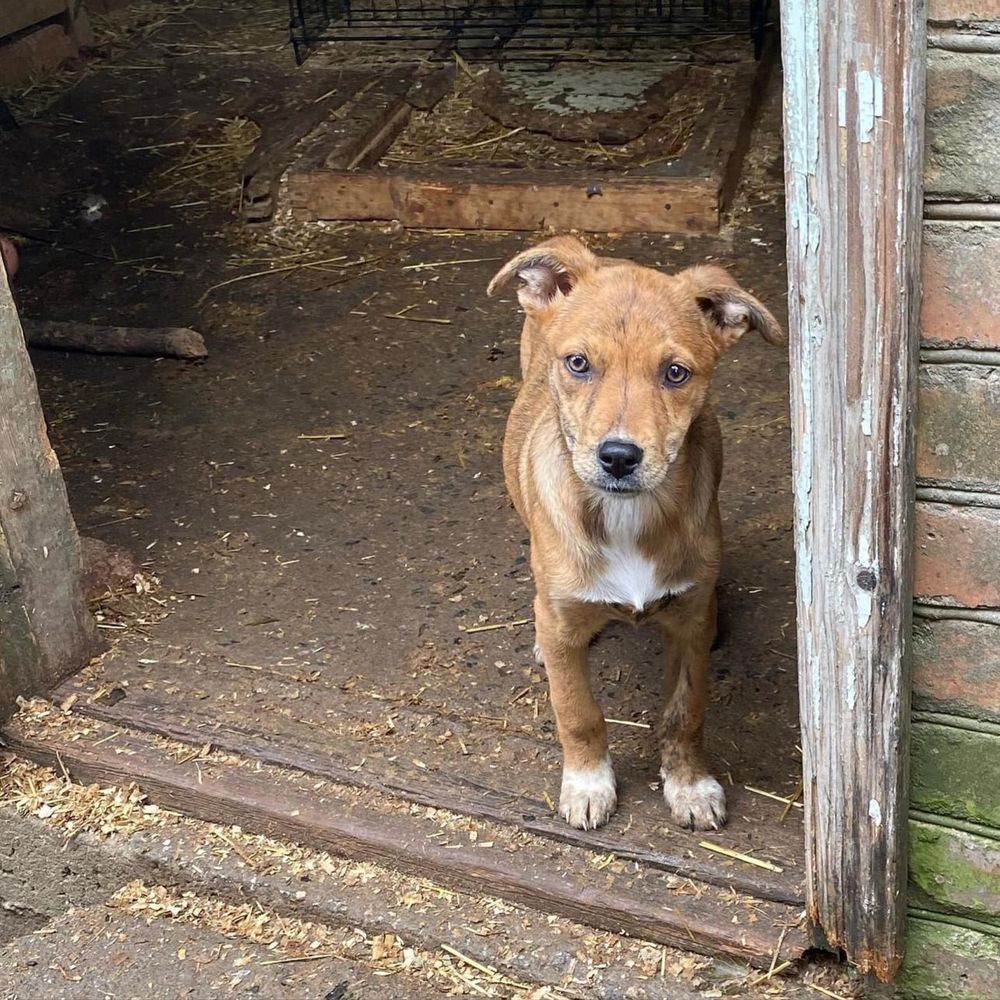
[660,772,728,831]
[559,757,617,831]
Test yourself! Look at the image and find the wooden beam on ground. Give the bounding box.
[281,58,775,234]
[780,0,926,980]
[239,73,366,223]
[0,714,810,968]
[289,169,719,234]
[61,683,802,905]
[0,268,101,721]
[21,318,207,358]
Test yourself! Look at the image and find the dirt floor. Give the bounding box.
[0,0,817,995]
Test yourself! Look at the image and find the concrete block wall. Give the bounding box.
[902,5,1000,996]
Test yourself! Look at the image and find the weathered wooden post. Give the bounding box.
[0,263,101,720]
[781,0,926,980]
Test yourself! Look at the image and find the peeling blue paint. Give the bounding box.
[857,68,884,143]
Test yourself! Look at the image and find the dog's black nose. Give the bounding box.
[597,439,643,479]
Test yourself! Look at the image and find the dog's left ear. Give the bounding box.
[487,236,598,313]
[681,265,785,351]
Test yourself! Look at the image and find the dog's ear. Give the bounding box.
[681,265,785,351]
[487,236,598,312]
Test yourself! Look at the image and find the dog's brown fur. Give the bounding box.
[489,236,784,831]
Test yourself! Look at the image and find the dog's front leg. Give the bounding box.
[535,597,616,830]
[658,588,727,830]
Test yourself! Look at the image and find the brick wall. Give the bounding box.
[902,6,1000,997]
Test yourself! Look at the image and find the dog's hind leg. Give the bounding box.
[535,597,616,831]
[657,587,728,831]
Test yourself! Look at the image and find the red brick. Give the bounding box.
[929,1,1000,20]
[922,223,1000,350]
[926,52,1000,201]
[915,502,1000,608]
[0,24,77,87]
[917,364,1000,489]
[913,618,1000,722]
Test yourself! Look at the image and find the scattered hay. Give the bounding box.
[138,115,261,213]
[5,0,197,121]
[383,70,709,171]
[192,223,386,307]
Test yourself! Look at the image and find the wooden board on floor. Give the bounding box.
[283,55,772,234]
[0,711,810,968]
[58,680,804,905]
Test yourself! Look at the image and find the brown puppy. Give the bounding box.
[489,236,784,831]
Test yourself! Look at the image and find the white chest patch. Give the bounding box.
[573,497,693,611]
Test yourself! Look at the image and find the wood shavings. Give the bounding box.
[0,752,167,841]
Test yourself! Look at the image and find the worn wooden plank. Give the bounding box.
[645,54,773,219]
[926,50,1000,202]
[911,720,1000,827]
[0,717,810,968]
[60,682,803,905]
[239,75,362,223]
[915,503,1000,608]
[291,67,416,174]
[921,222,1000,350]
[288,169,719,233]
[917,365,1000,490]
[780,0,924,980]
[913,618,1000,722]
[901,918,1000,1000]
[0,0,64,39]
[0,268,100,721]
[0,22,76,87]
[910,819,1000,925]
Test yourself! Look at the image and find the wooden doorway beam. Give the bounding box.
[0,265,101,720]
[780,0,926,980]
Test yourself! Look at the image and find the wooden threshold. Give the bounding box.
[289,169,720,234]
[280,52,773,234]
[55,679,804,906]
[1,711,809,968]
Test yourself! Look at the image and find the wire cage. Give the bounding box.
[288,0,773,65]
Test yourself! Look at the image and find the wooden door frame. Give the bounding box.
[780,0,926,980]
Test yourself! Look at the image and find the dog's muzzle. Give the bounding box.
[597,439,643,480]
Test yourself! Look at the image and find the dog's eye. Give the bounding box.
[663,363,691,386]
[565,354,591,376]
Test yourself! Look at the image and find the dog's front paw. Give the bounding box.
[660,772,727,831]
[559,756,617,830]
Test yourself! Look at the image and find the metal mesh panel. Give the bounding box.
[289,0,772,64]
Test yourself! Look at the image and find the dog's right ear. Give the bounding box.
[487,236,597,313]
